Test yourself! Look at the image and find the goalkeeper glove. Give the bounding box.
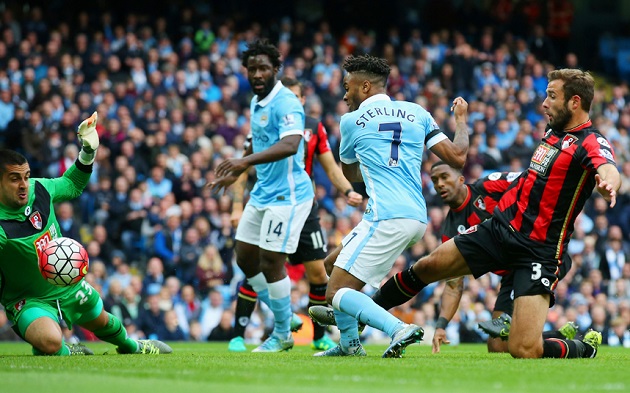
[77,111,99,165]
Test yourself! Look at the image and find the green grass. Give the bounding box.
[1,342,629,393]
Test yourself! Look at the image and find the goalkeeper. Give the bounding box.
[0,112,172,355]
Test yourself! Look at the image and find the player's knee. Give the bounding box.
[35,335,64,355]
[508,341,542,359]
[325,286,337,305]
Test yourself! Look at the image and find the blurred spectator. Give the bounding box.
[156,309,186,341]
[136,294,166,339]
[207,310,235,342]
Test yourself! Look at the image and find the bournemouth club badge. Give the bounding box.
[29,211,43,230]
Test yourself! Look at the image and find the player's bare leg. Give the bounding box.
[25,316,63,354]
[412,239,472,282]
[508,295,548,358]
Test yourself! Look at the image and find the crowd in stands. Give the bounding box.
[0,1,629,348]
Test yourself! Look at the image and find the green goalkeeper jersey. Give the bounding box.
[0,162,91,314]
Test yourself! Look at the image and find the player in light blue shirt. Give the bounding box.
[314,55,470,358]
[212,40,313,353]
[339,95,444,223]
[247,80,313,207]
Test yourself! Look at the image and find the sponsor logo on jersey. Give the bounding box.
[599,148,614,161]
[561,134,579,149]
[507,172,521,182]
[33,227,56,257]
[304,128,312,142]
[597,137,611,148]
[29,211,42,230]
[488,172,502,181]
[283,114,295,126]
[530,143,558,175]
[474,196,486,211]
[24,206,31,216]
[463,225,478,234]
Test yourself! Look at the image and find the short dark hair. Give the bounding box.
[280,76,304,96]
[547,68,595,112]
[430,161,462,174]
[0,149,27,176]
[241,39,282,70]
[342,55,391,86]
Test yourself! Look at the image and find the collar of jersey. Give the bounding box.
[359,93,391,110]
[254,81,284,107]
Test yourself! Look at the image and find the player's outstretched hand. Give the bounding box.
[207,175,238,195]
[77,111,99,152]
[215,158,248,178]
[432,328,450,354]
[450,97,468,122]
[595,174,617,207]
[346,191,363,207]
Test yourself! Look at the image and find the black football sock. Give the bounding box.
[372,267,428,310]
[308,282,328,340]
[542,338,588,358]
[233,282,257,339]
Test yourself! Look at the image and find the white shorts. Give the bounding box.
[235,200,313,254]
[334,218,427,288]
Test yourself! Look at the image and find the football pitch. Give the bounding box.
[1,342,628,393]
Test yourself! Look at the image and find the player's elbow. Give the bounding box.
[447,154,466,170]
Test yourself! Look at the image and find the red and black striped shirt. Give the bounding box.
[442,171,521,242]
[303,116,332,177]
[495,121,616,257]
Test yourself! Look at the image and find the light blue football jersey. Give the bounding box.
[340,94,447,222]
[249,81,314,207]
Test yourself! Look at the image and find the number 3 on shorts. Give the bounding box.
[531,263,542,280]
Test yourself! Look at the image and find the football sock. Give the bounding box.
[233,282,258,338]
[372,266,427,310]
[93,312,138,353]
[248,272,271,308]
[334,309,360,352]
[542,338,589,358]
[308,282,328,340]
[333,288,404,338]
[268,276,292,337]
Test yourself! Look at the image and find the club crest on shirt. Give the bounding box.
[304,128,312,142]
[29,211,43,230]
[561,134,578,149]
[258,112,269,127]
[14,299,26,312]
[473,196,486,211]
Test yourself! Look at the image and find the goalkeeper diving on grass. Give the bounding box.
[0,112,172,355]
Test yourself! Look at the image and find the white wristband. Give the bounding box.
[78,148,96,165]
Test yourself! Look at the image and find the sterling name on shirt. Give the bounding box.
[355,107,416,128]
